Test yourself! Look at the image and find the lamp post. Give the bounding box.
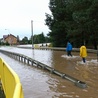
[31,20,34,49]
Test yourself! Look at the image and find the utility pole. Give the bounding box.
[31,20,34,49]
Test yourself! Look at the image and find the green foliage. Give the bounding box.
[17,35,20,42]
[19,32,51,45]
[21,36,28,44]
[26,32,50,44]
[33,32,45,44]
[45,0,98,49]
[0,42,10,46]
[45,0,68,47]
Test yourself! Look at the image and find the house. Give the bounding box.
[3,34,17,45]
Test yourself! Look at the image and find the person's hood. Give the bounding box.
[82,46,85,49]
[68,42,71,45]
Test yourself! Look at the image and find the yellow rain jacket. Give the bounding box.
[80,46,87,57]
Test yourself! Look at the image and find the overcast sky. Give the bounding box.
[0,0,51,39]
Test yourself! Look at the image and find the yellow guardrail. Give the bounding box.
[0,57,24,98]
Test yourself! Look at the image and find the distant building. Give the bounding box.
[3,34,17,45]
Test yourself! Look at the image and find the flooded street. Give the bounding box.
[0,46,98,98]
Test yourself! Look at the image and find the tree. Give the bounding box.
[66,0,93,47]
[88,0,98,49]
[45,0,98,49]
[45,0,68,47]
[38,32,45,43]
[21,37,28,44]
[17,35,20,44]
[68,0,98,49]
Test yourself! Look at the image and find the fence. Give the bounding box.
[0,57,24,98]
[0,49,87,89]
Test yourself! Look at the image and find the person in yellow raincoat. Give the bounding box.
[80,44,87,63]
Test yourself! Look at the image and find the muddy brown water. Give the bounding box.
[0,47,98,98]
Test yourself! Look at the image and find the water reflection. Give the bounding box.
[0,46,98,98]
[1,51,76,98]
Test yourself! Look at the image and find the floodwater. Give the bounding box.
[0,46,98,98]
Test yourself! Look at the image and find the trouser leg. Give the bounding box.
[67,51,69,56]
[82,58,86,63]
[69,51,72,56]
